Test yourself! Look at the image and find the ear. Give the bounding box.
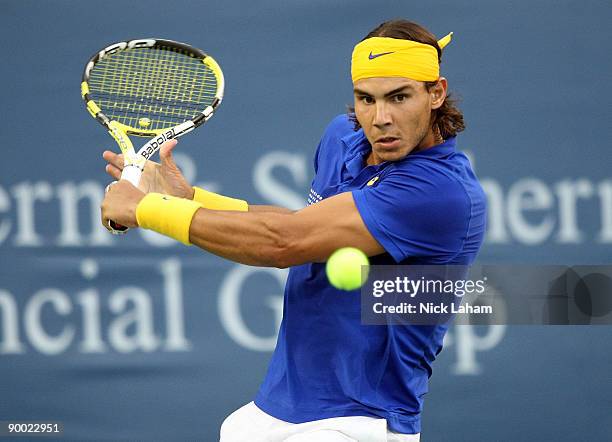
[430,77,448,110]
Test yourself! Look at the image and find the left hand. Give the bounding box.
[101,180,145,230]
[103,139,194,199]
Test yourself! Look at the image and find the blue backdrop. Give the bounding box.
[0,1,610,441]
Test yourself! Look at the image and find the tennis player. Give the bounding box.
[101,19,486,442]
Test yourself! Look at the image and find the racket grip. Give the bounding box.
[106,165,143,234]
[121,164,143,187]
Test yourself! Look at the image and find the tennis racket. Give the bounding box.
[81,38,224,233]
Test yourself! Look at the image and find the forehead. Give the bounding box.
[353,77,424,95]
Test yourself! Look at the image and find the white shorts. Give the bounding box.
[219,402,420,442]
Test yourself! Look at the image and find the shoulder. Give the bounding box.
[366,153,479,229]
[313,114,359,170]
[320,113,354,141]
[388,156,469,194]
[353,163,474,262]
[377,163,471,216]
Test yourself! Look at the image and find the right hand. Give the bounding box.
[103,139,194,199]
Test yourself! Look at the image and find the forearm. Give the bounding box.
[191,186,293,214]
[187,187,295,264]
[129,191,383,269]
[248,205,295,214]
[188,209,294,267]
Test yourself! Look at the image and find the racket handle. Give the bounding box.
[121,164,143,187]
[107,165,143,234]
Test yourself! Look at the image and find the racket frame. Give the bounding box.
[81,38,224,232]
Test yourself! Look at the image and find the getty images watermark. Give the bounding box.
[360,265,612,325]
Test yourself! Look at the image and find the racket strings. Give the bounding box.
[88,47,218,130]
[91,49,217,104]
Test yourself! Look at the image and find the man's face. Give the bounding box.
[353,77,445,165]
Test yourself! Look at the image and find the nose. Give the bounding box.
[372,102,392,128]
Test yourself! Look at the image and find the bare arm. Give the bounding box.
[248,205,295,214]
[188,191,384,267]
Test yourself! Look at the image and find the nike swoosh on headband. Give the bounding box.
[368,51,394,60]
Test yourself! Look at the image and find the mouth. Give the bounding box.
[374,136,400,148]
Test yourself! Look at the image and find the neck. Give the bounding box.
[416,128,444,152]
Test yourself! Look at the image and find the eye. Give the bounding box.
[358,95,374,105]
[393,94,408,103]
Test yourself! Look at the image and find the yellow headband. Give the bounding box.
[351,33,453,83]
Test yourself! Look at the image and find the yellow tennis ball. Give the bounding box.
[326,247,369,291]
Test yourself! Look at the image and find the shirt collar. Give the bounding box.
[408,136,457,159]
[340,129,372,177]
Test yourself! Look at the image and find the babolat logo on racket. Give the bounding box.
[140,129,176,160]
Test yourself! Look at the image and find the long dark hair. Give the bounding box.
[349,19,465,139]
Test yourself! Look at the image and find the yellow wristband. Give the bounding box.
[136,193,203,245]
[192,187,248,212]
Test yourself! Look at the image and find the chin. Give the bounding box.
[383,148,411,161]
